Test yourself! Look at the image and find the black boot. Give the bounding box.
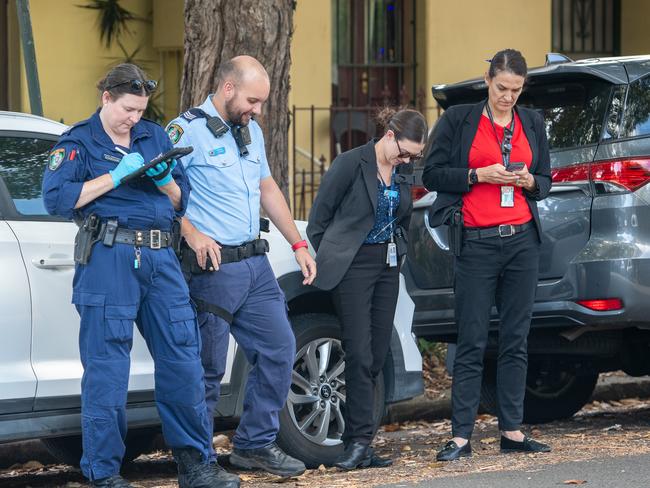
[333,441,369,471]
[91,475,133,487]
[230,442,306,477]
[173,447,240,488]
[211,461,241,487]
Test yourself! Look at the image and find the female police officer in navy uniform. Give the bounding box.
[42,64,239,488]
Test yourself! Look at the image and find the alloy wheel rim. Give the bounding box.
[288,337,346,446]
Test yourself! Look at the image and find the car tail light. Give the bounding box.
[551,163,590,184]
[590,159,650,192]
[551,158,650,192]
[576,298,623,311]
[411,185,429,202]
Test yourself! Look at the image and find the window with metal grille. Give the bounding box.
[332,0,417,107]
[552,0,620,58]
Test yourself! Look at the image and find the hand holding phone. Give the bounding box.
[506,162,525,172]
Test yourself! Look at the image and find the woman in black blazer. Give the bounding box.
[308,108,427,470]
[423,49,552,462]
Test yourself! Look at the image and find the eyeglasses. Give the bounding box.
[105,79,158,94]
[395,138,423,162]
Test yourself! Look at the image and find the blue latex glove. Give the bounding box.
[109,153,144,188]
[146,159,177,187]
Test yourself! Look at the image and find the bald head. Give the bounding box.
[216,55,269,90]
[212,55,270,126]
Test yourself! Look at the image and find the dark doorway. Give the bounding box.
[332,0,417,151]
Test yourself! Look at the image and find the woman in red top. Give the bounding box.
[423,49,552,461]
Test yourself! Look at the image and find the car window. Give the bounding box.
[0,135,56,216]
[518,80,612,150]
[621,75,650,138]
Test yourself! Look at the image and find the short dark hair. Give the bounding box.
[488,49,528,79]
[215,59,244,89]
[97,63,151,99]
[376,107,428,144]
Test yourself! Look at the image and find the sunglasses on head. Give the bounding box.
[395,137,423,162]
[106,79,158,94]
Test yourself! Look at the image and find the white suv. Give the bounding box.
[0,111,423,468]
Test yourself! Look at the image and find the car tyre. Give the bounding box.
[41,427,158,467]
[480,360,598,424]
[276,313,385,468]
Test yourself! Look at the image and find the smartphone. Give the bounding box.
[506,161,525,172]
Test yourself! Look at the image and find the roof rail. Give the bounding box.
[545,53,573,66]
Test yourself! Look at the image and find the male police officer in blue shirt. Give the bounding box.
[167,55,317,478]
[42,63,239,488]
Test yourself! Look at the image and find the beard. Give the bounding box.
[225,99,252,126]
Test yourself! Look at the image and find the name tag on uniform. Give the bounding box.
[103,154,121,163]
[501,185,515,207]
[209,147,226,156]
[384,189,399,199]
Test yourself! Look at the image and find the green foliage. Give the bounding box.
[77,0,142,48]
[417,338,446,361]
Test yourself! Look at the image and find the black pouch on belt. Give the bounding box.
[448,208,464,257]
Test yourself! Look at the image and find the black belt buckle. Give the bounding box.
[498,224,515,237]
[150,230,161,249]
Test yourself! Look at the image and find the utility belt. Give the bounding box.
[73,213,181,265]
[180,238,269,274]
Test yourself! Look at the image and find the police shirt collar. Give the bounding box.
[89,109,151,148]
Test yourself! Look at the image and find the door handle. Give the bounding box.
[32,257,75,269]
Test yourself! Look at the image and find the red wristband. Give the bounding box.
[291,239,308,251]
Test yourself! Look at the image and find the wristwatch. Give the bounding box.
[469,168,479,185]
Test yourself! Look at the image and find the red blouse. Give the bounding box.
[463,112,533,227]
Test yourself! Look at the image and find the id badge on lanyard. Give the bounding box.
[385,183,398,267]
[486,103,516,208]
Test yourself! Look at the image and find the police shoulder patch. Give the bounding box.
[167,123,184,145]
[48,148,66,171]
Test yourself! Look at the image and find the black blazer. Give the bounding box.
[307,139,413,291]
[422,101,552,241]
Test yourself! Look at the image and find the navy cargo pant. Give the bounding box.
[73,243,211,481]
[187,254,295,454]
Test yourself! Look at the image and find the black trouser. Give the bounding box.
[332,243,400,445]
[451,226,540,439]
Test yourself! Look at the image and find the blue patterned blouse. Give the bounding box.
[364,177,400,244]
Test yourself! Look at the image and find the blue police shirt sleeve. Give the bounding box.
[42,141,86,219]
[166,119,194,169]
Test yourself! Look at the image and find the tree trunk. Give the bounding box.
[182,0,294,200]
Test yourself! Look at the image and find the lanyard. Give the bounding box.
[374,169,398,241]
[485,102,515,166]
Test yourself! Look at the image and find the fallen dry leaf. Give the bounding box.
[479,437,498,445]
[383,423,401,432]
[563,480,587,485]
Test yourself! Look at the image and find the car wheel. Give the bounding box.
[41,427,158,467]
[480,360,598,424]
[276,313,385,468]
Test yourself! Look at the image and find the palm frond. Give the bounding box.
[77,0,141,47]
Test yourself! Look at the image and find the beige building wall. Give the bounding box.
[289,0,332,212]
[25,0,160,124]
[621,0,650,55]
[422,0,552,88]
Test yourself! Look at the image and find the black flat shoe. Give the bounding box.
[360,447,393,468]
[436,440,471,461]
[500,435,551,453]
[334,441,370,471]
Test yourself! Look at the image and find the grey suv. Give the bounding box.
[406,54,650,423]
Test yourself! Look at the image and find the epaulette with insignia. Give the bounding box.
[180,108,208,122]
